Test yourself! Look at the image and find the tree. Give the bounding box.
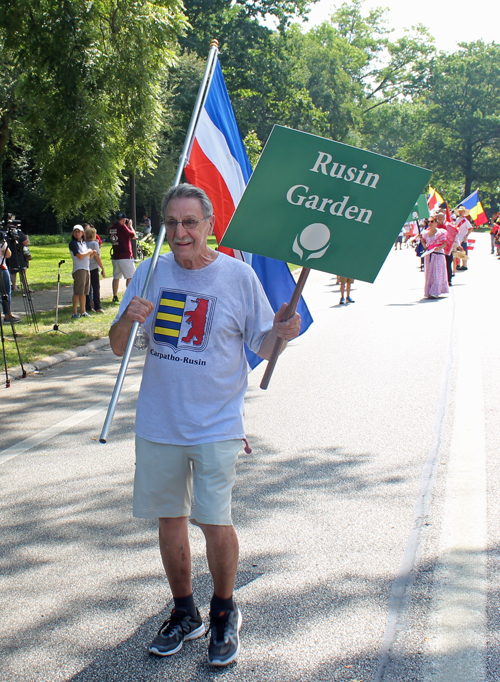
[0,0,187,219]
[398,41,500,199]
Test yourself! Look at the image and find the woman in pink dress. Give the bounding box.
[421,217,449,299]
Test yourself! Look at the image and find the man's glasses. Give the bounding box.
[165,217,211,230]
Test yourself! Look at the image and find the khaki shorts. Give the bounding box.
[338,276,354,284]
[112,259,136,280]
[72,269,90,296]
[133,436,241,525]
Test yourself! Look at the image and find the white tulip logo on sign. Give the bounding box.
[292,223,331,261]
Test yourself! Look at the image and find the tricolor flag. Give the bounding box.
[427,186,444,211]
[184,59,313,369]
[460,190,488,226]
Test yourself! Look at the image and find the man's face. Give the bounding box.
[164,197,214,269]
[436,212,445,224]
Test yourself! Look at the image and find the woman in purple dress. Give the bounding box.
[421,216,449,299]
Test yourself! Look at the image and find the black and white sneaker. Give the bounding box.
[207,607,242,667]
[149,608,205,657]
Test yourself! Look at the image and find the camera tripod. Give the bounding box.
[42,260,67,335]
[0,263,27,388]
[15,266,38,332]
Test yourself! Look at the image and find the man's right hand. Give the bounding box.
[124,296,154,324]
[109,296,154,356]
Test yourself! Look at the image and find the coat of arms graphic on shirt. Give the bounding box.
[153,289,217,352]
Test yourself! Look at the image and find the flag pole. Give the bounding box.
[99,40,220,443]
[260,266,311,390]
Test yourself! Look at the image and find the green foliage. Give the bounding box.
[0,0,188,219]
[243,131,263,168]
[393,41,500,200]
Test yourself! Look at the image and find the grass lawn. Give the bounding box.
[2,301,117,370]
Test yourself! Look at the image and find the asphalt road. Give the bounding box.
[1,234,499,682]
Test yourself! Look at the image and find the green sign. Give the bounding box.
[220,126,432,282]
[406,194,430,223]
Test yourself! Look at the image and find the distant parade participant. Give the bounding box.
[434,209,458,285]
[108,212,136,303]
[455,206,473,271]
[489,211,500,256]
[420,214,449,299]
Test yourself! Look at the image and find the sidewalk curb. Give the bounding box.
[8,337,110,381]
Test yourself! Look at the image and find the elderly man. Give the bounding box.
[109,183,301,667]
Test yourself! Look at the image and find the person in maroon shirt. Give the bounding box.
[108,212,136,303]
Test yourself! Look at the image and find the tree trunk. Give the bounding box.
[151,201,161,234]
[0,112,10,219]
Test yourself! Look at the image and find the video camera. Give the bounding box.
[1,215,27,270]
[1,215,23,242]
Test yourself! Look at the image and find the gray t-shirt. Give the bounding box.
[114,251,274,445]
[86,240,101,271]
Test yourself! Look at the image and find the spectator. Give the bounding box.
[4,215,30,292]
[1,238,21,323]
[84,225,106,313]
[69,225,96,319]
[108,212,136,303]
[141,214,152,235]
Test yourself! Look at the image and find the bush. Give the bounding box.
[29,233,72,245]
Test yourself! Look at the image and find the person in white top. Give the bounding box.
[109,183,302,667]
[455,206,473,271]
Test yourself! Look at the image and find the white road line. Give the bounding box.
[425,288,487,682]
[374,296,455,682]
[0,382,140,466]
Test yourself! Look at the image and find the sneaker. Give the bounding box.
[96,308,105,314]
[80,311,91,318]
[71,313,80,320]
[4,314,21,323]
[112,296,119,304]
[207,607,242,667]
[149,608,204,657]
[346,297,355,303]
[339,297,345,305]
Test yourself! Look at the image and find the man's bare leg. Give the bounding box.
[112,278,119,297]
[158,516,192,597]
[150,517,203,658]
[199,523,239,599]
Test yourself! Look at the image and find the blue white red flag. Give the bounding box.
[184,59,313,369]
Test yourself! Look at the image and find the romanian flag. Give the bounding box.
[184,58,313,369]
[460,190,488,226]
[427,187,444,210]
